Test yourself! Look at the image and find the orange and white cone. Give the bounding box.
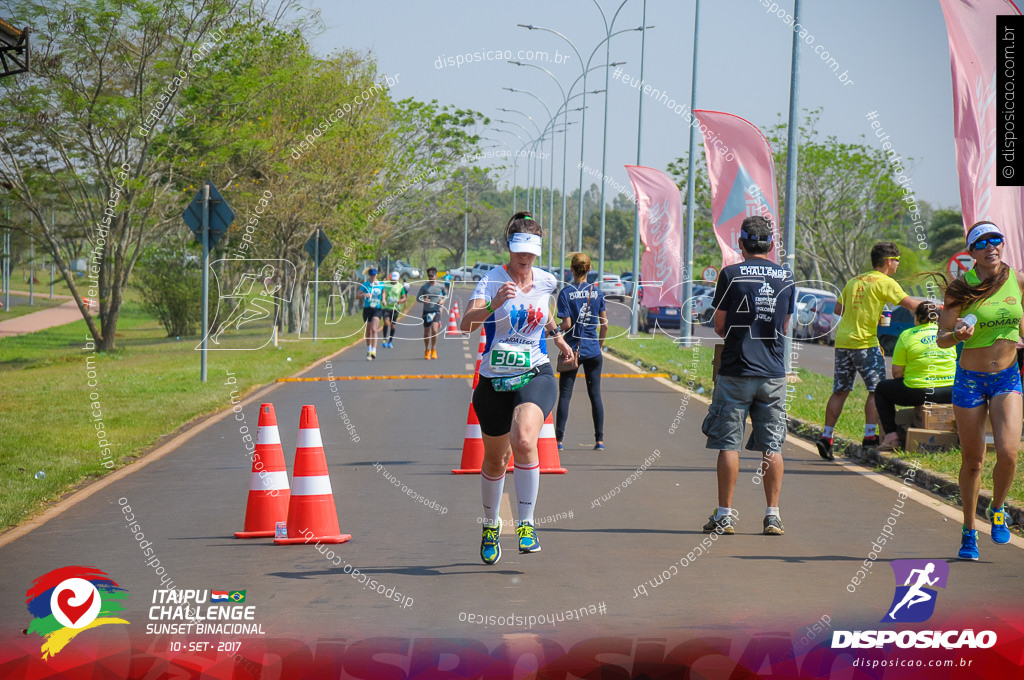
[472,329,486,389]
[275,405,351,545]
[235,403,291,538]
[445,309,462,337]
[452,402,486,474]
[537,411,567,474]
[453,301,461,323]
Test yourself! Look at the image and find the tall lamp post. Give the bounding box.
[593,0,635,280]
[503,87,553,256]
[519,22,647,257]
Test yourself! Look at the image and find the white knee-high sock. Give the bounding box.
[513,461,540,524]
[481,470,505,527]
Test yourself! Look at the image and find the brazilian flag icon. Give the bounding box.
[228,590,246,603]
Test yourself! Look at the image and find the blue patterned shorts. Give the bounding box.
[951,364,1023,409]
[833,347,886,393]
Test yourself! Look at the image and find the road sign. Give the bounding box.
[702,266,718,283]
[946,251,972,281]
[183,182,234,249]
[305,229,332,266]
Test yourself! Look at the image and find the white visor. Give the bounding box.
[508,232,542,256]
[966,222,1003,248]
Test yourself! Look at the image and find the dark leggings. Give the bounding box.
[875,378,953,434]
[555,354,605,442]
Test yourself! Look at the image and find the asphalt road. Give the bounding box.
[0,287,1018,676]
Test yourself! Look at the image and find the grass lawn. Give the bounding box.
[0,302,366,532]
[604,325,1024,507]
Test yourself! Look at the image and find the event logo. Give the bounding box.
[25,566,129,659]
[882,560,948,623]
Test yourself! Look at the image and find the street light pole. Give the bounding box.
[593,0,633,281]
[683,0,702,343]
[630,0,647,334]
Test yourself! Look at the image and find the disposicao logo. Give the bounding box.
[832,559,996,650]
[25,566,129,659]
[882,559,948,623]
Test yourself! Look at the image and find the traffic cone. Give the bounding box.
[453,301,461,322]
[274,405,351,545]
[235,403,291,538]
[445,309,462,337]
[537,411,567,474]
[453,402,486,474]
[472,329,486,389]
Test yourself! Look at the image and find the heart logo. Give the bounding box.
[56,588,95,626]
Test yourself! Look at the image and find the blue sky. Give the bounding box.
[307,0,959,211]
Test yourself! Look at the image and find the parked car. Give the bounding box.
[585,271,626,301]
[392,260,421,281]
[793,287,838,340]
[877,305,915,356]
[471,262,500,281]
[637,285,716,332]
[810,297,839,344]
[621,272,635,296]
[447,266,470,282]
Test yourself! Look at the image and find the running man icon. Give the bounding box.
[882,559,949,623]
[888,563,938,619]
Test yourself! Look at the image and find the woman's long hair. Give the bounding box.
[945,263,1010,309]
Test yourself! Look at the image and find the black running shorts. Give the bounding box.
[472,364,557,437]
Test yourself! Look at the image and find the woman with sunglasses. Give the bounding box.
[460,211,574,565]
[937,222,1024,560]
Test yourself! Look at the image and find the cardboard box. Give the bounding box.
[904,428,959,455]
[920,404,955,431]
[894,408,918,427]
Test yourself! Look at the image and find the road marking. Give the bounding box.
[277,373,670,382]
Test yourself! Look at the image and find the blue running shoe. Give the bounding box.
[958,528,979,561]
[480,518,501,565]
[987,504,1012,545]
[557,441,563,451]
[594,442,605,451]
[516,521,541,553]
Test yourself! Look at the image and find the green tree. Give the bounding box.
[0,0,242,350]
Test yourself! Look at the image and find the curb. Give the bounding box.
[790,415,1024,530]
[607,343,1024,531]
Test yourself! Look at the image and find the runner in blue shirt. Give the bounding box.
[555,252,608,451]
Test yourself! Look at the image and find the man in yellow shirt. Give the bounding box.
[817,243,919,460]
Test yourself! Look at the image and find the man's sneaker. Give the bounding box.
[958,528,980,560]
[480,518,502,565]
[516,521,541,553]
[594,442,605,451]
[425,350,431,360]
[702,510,735,535]
[987,504,1012,545]
[366,350,373,361]
[557,441,563,451]
[763,515,785,535]
[862,435,880,448]
[431,349,438,360]
[816,438,834,461]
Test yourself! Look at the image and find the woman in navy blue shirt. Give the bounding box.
[555,253,609,450]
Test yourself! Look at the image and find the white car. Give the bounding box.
[471,263,500,281]
[586,272,626,301]
[447,266,470,282]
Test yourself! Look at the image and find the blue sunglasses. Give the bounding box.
[971,236,1004,250]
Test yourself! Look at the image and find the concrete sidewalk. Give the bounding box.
[0,296,94,338]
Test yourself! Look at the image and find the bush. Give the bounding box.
[134,249,202,337]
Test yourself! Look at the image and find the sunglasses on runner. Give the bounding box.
[971,236,1004,250]
[887,256,900,262]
